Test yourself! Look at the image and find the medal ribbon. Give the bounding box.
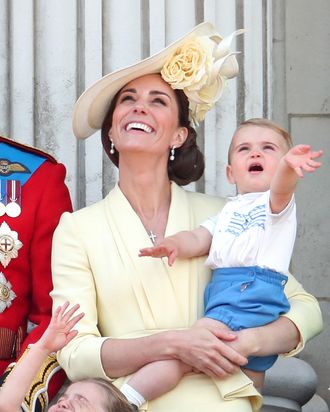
[0,180,4,202]
[0,180,22,217]
[6,180,21,205]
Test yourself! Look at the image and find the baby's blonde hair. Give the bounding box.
[228,118,293,164]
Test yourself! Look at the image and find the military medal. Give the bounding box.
[0,271,16,313]
[0,221,23,268]
[0,180,5,217]
[5,180,22,217]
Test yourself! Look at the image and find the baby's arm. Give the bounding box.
[0,302,84,412]
[270,144,323,213]
[139,226,212,266]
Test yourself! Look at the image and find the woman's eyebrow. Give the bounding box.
[149,90,171,99]
[120,88,171,99]
[120,87,136,94]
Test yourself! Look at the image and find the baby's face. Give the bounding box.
[227,125,288,194]
[48,381,106,411]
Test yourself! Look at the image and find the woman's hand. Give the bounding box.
[169,325,248,379]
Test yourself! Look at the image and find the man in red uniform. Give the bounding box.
[0,135,72,411]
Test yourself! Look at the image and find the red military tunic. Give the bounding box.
[0,135,72,410]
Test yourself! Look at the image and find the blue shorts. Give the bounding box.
[204,266,290,371]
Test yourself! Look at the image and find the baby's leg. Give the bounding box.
[242,369,265,393]
[123,359,192,405]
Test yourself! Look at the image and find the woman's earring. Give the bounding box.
[110,140,115,154]
[170,146,175,161]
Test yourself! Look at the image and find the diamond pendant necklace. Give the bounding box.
[135,201,169,245]
[148,230,157,244]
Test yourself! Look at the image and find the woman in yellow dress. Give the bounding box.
[51,22,323,412]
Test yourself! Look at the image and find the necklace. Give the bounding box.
[132,197,170,246]
[148,230,157,244]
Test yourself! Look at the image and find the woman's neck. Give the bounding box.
[118,165,172,243]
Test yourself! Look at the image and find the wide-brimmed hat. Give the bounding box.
[73,22,244,139]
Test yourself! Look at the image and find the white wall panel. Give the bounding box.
[243,0,264,119]
[34,0,78,202]
[9,0,34,144]
[82,0,103,206]
[0,0,9,137]
[104,0,142,72]
[149,0,166,54]
[165,0,196,42]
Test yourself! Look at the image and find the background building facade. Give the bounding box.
[0,0,329,405]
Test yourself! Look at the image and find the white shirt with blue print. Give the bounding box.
[201,191,296,273]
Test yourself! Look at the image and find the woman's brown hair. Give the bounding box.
[101,81,205,186]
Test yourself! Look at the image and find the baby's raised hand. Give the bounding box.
[37,302,84,353]
[285,144,323,178]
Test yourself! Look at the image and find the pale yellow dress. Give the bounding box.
[51,183,323,412]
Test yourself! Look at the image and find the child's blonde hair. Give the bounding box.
[228,118,293,164]
[83,378,134,412]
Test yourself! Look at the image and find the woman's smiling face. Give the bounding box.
[109,73,187,160]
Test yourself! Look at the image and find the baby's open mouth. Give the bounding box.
[248,163,263,172]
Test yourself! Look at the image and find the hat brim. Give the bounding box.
[72,22,222,139]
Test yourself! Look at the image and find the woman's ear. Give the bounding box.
[108,128,112,140]
[226,164,236,184]
[172,127,188,148]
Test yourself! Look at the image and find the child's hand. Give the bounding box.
[284,144,323,177]
[37,302,84,353]
[139,241,178,266]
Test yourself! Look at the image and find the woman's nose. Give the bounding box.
[133,102,148,114]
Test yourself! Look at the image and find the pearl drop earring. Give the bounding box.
[170,146,175,161]
[110,140,115,154]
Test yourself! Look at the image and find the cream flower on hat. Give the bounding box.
[161,36,214,91]
[161,29,244,125]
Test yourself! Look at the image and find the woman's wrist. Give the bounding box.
[162,330,186,360]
